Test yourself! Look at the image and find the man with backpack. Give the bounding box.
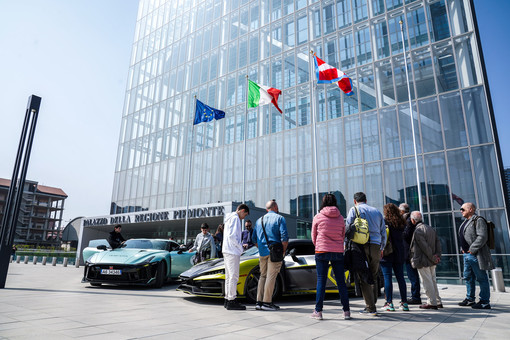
[345,192,386,316]
[458,202,494,310]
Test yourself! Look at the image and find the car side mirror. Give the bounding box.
[97,245,107,251]
[289,248,299,262]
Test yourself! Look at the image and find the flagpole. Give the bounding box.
[309,50,320,214]
[243,75,248,204]
[184,96,197,243]
[400,20,423,214]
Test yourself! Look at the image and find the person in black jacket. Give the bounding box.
[108,224,126,249]
[400,203,422,305]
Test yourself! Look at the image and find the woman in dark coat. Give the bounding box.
[380,203,409,311]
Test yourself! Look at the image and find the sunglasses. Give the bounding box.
[460,208,465,212]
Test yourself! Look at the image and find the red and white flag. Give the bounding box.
[314,55,354,96]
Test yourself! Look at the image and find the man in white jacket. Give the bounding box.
[222,204,250,310]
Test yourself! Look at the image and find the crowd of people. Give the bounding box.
[109,191,494,316]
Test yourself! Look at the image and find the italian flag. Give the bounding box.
[247,79,282,113]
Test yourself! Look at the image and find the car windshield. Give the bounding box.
[88,239,109,248]
[123,239,167,250]
[242,246,259,257]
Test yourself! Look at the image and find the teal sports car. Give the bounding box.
[82,238,195,288]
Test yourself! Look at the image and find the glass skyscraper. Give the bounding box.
[111,0,510,281]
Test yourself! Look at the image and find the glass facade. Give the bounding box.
[112,0,510,281]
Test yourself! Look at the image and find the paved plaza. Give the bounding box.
[0,262,508,339]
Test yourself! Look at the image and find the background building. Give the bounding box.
[110,0,509,282]
[0,178,67,247]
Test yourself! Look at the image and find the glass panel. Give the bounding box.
[284,88,296,129]
[432,41,458,92]
[375,59,396,107]
[339,31,355,70]
[271,21,282,55]
[386,0,403,11]
[310,5,322,39]
[380,107,400,159]
[353,0,368,23]
[393,54,415,102]
[365,162,384,211]
[297,86,310,126]
[430,214,459,277]
[447,0,474,36]
[372,0,385,16]
[239,36,248,68]
[428,0,450,42]
[439,92,467,149]
[447,148,475,210]
[346,165,363,211]
[359,65,376,111]
[454,34,482,88]
[372,19,390,60]
[424,152,451,212]
[328,118,344,168]
[327,87,342,119]
[463,86,493,145]
[403,156,425,212]
[361,110,381,162]
[412,47,435,98]
[297,127,312,173]
[284,17,295,50]
[296,12,308,45]
[388,13,406,55]
[249,32,259,65]
[384,159,404,205]
[418,96,443,153]
[398,102,421,156]
[284,53,296,88]
[323,1,336,35]
[337,0,352,29]
[472,145,504,208]
[407,5,429,49]
[344,115,362,165]
[355,25,372,66]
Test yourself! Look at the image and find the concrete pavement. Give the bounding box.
[0,263,508,339]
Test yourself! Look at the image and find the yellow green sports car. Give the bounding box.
[177,239,358,301]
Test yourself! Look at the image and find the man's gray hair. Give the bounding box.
[399,203,410,213]
[411,211,422,222]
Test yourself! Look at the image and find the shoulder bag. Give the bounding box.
[261,217,285,262]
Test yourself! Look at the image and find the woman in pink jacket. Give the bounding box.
[310,194,351,320]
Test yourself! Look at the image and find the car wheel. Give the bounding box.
[90,283,101,287]
[154,261,166,288]
[244,266,282,303]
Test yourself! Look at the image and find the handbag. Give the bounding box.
[261,217,285,262]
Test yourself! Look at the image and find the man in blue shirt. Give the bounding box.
[252,200,289,311]
[241,220,254,250]
[345,192,386,316]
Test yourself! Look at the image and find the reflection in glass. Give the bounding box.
[375,59,396,107]
[403,156,425,212]
[379,107,400,159]
[454,34,482,88]
[361,111,381,162]
[428,0,450,42]
[398,102,421,156]
[328,118,344,168]
[472,145,504,209]
[359,65,377,111]
[463,86,493,145]
[345,115,362,165]
[412,48,436,98]
[424,152,451,212]
[447,149,475,210]
[337,0,352,29]
[439,92,467,149]
[432,41,458,92]
[384,159,403,205]
[365,162,384,211]
[418,97,443,153]
[407,6,429,49]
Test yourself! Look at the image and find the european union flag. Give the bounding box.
[194,99,226,125]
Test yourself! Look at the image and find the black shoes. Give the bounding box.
[261,302,280,311]
[458,299,475,306]
[471,301,491,309]
[407,298,422,305]
[255,301,263,310]
[225,299,246,310]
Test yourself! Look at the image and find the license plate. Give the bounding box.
[100,269,122,275]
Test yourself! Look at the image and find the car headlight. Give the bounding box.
[206,269,225,276]
[139,256,156,266]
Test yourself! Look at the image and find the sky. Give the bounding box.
[0,0,509,225]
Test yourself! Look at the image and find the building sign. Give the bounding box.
[83,205,226,227]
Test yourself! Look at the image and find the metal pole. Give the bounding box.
[0,95,41,289]
[184,97,197,244]
[400,21,423,214]
[309,51,320,214]
[243,75,248,204]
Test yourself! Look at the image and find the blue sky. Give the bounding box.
[0,0,508,223]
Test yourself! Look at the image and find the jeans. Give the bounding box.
[406,261,421,300]
[315,252,350,312]
[380,261,407,303]
[463,253,490,303]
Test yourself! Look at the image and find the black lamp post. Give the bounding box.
[0,95,41,288]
